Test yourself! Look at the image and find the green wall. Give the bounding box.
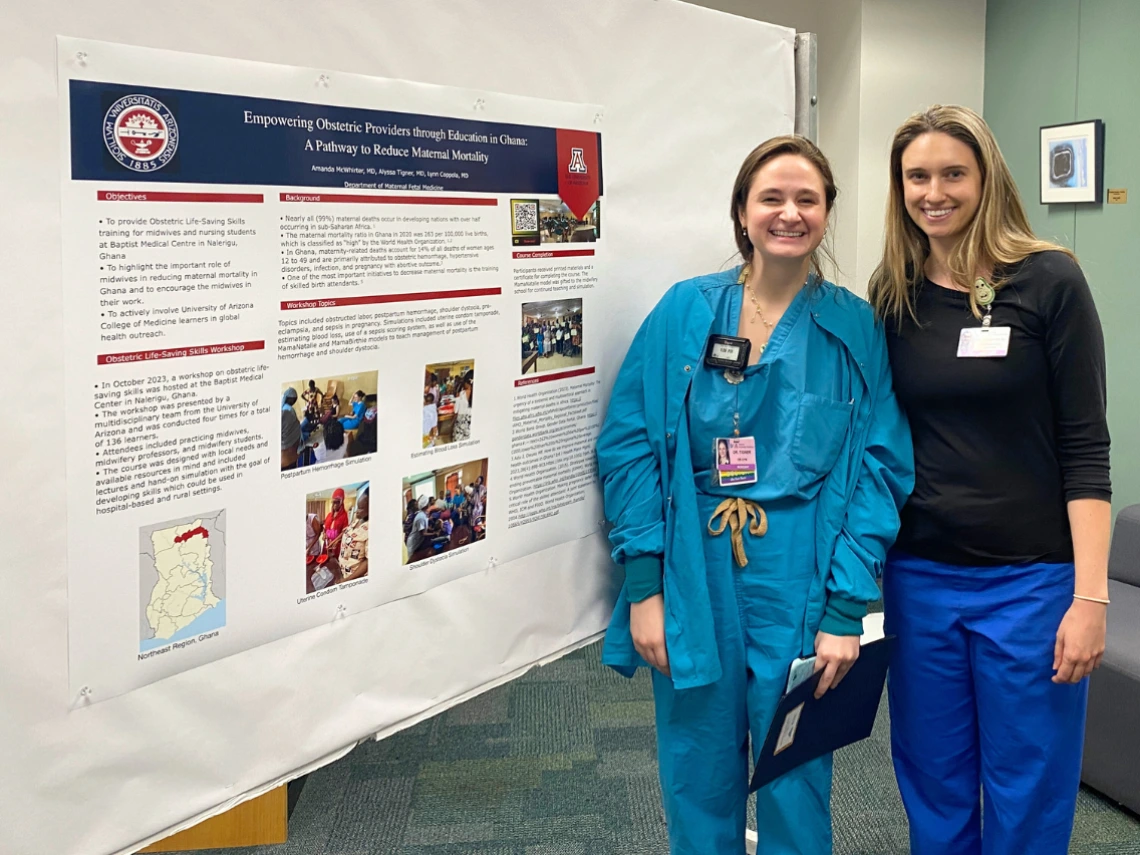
[986,0,1140,510]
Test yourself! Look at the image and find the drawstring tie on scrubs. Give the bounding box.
[707,497,768,567]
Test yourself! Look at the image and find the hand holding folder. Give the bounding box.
[750,635,894,792]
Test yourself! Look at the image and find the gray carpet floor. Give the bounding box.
[171,641,1140,854]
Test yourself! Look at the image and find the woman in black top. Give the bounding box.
[869,105,1110,855]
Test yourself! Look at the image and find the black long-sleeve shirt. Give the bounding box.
[885,251,1111,566]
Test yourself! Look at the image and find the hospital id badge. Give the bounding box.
[714,436,757,486]
[957,326,1010,358]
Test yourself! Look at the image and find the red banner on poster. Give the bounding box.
[97,191,263,203]
[280,287,501,311]
[96,340,265,365]
[512,249,595,260]
[555,129,600,220]
[279,193,496,207]
[514,366,596,388]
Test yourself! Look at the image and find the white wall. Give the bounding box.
[687,0,988,293]
[855,0,987,289]
[684,0,864,287]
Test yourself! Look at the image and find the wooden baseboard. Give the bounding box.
[141,785,287,852]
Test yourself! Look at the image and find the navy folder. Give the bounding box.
[750,635,894,792]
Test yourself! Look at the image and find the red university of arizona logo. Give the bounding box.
[103,94,179,173]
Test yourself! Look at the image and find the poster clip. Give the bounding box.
[473,98,486,112]
[593,112,604,125]
[334,603,347,620]
[485,555,498,571]
[77,686,94,705]
[75,51,89,67]
[316,74,331,89]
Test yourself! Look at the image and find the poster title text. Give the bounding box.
[242,111,533,163]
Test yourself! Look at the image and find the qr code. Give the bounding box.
[512,200,538,233]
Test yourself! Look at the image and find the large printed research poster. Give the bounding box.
[60,38,605,703]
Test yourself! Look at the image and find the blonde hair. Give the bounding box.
[868,104,1074,322]
[730,135,839,281]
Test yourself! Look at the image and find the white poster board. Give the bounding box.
[59,39,608,702]
[0,2,794,852]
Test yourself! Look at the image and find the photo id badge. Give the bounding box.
[715,436,758,486]
[957,326,1011,358]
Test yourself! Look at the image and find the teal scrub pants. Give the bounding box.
[651,492,832,854]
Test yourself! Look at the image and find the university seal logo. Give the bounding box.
[103,94,179,173]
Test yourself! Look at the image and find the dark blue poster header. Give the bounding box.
[70,80,602,196]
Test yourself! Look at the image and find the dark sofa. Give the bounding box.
[1081,504,1140,813]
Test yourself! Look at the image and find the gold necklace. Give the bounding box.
[738,265,776,351]
[738,264,809,354]
[745,287,775,353]
[745,286,777,331]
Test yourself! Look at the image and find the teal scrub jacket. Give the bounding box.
[597,268,915,690]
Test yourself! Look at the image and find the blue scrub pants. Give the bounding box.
[651,494,832,855]
[884,552,1087,855]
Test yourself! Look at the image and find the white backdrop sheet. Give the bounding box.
[0,2,794,853]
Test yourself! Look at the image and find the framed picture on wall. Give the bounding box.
[1040,120,1104,204]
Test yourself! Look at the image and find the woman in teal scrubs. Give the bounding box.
[596,136,913,854]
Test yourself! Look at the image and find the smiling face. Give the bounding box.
[900,131,982,246]
[737,154,828,267]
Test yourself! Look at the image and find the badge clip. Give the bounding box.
[705,334,751,384]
